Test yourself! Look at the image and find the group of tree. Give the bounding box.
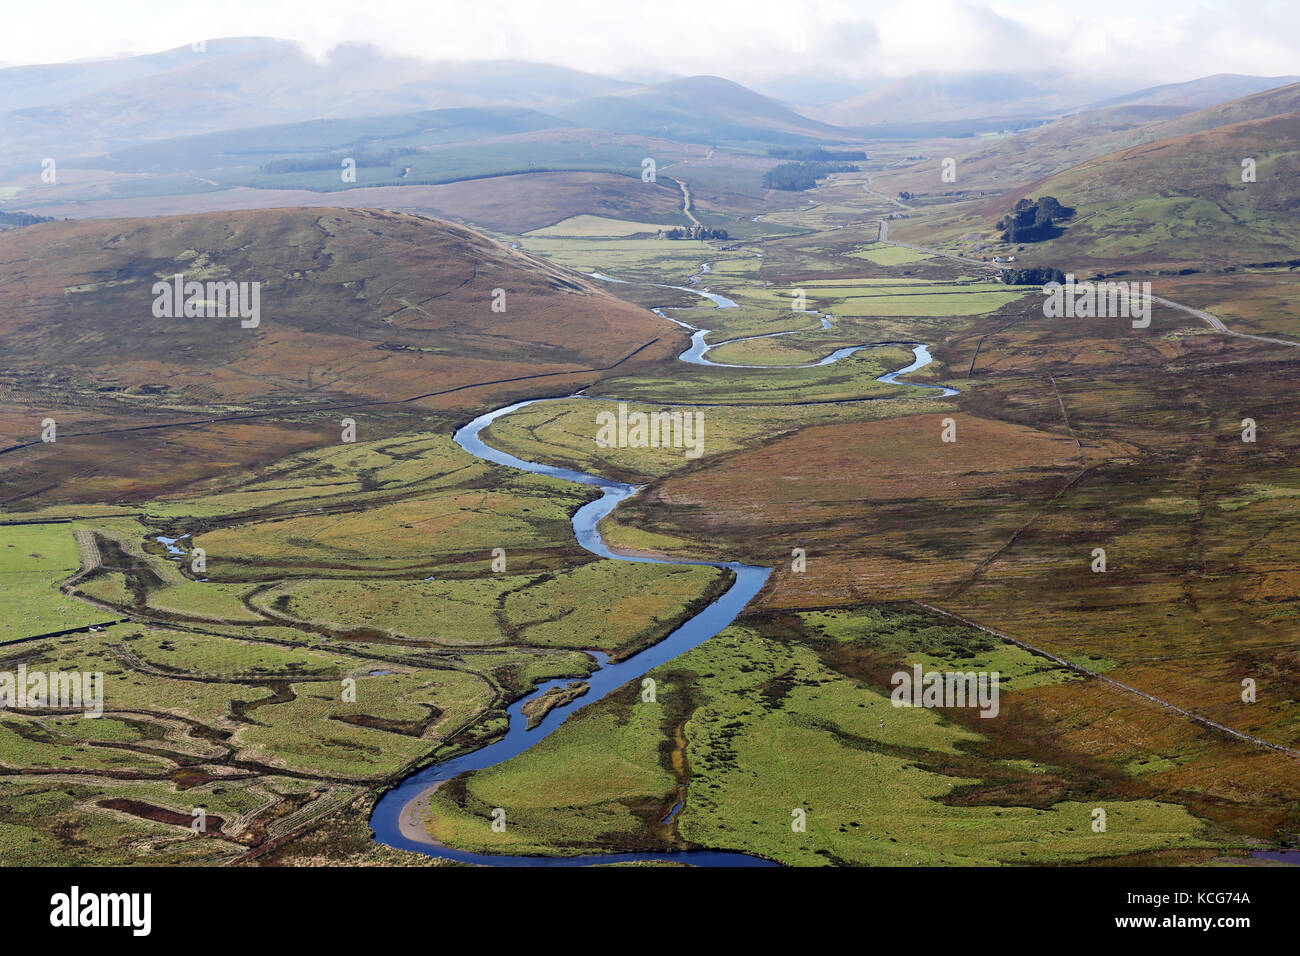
[766,147,868,162]
[1000,266,1066,286]
[661,225,729,240]
[262,147,420,175]
[995,195,1075,243]
[762,161,860,191]
[0,210,54,228]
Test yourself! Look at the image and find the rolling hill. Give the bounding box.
[0,206,671,403]
[873,104,1194,196]
[889,83,1300,273]
[88,107,580,178]
[0,41,637,168]
[1141,80,1300,140]
[1085,73,1300,111]
[877,82,1300,198]
[0,206,678,504]
[555,75,850,144]
[1000,107,1300,269]
[814,70,1299,128]
[0,36,281,113]
[0,41,849,174]
[814,71,1075,125]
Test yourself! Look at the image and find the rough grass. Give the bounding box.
[590,347,918,405]
[849,242,935,265]
[251,561,730,657]
[0,522,120,642]
[527,215,674,238]
[424,610,1223,864]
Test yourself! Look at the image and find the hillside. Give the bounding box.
[0,205,675,402]
[556,75,849,144]
[877,82,1300,198]
[815,71,1072,125]
[0,206,677,504]
[875,104,1192,196]
[1086,73,1300,111]
[891,103,1300,274]
[1144,80,1300,139]
[990,109,1300,270]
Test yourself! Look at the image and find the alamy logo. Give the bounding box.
[595,403,705,459]
[0,665,103,717]
[50,886,151,936]
[152,273,261,328]
[890,665,1000,718]
[1042,274,1151,328]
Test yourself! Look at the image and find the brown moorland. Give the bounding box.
[0,206,682,506]
[601,290,1300,838]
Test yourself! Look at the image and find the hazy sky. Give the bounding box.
[3,0,1297,90]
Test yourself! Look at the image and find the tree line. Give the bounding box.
[662,225,729,240]
[1000,266,1066,286]
[763,161,861,191]
[262,147,421,175]
[0,210,54,228]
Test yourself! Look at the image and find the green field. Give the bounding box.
[251,561,730,657]
[0,523,120,641]
[589,346,918,405]
[423,606,1225,864]
[0,413,739,862]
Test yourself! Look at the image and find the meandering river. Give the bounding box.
[370,264,956,865]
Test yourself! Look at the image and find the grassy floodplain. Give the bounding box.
[0,417,737,862]
[422,606,1225,864]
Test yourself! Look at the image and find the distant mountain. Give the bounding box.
[812,71,1300,128]
[12,39,1290,188]
[812,71,1094,125]
[746,73,891,109]
[555,75,851,144]
[1085,74,1300,111]
[0,43,847,170]
[876,81,1300,197]
[85,107,577,176]
[0,37,284,113]
[0,41,639,165]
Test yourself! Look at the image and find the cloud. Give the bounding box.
[0,0,1295,96]
[875,0,1037,75]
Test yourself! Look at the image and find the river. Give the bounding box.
[369,264,956,865]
